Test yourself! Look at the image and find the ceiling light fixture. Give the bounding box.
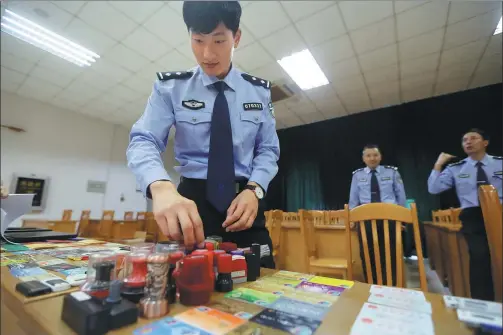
[277,49,329,90]
[1,9,100,66]
[494,16,502,35]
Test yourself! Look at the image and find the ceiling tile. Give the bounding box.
[314,95,347,118]
[234,43,274,72]
[295,5,346,46]
[338,89,372,114]
[109,1,163,24]
[93,93,130,109]
[351,17,395,55]
[402,83,433,102]
[448,1,502,24]
[469,67,502,89]
[260,25,307,60]
[399,28,443,61]
[143,4,188,47]
[335,74,367,95]
[324,57,361,81]
[238,24,256,49]
[122,27,172,61]
[78,1,138,41]
[0,33,48,63]
[241,1,290,39]
[64,18,117,55]
[249,62,287,82]
[397,2,448,41]
[311,34,354,69]
[401,71,436,91]
[90,58,133,83]
[104,44,150,72]
[304,84,337,102]
[78,69,121,91]
[5,1,73,32]
[278,114,304,128]
[394,1,429,14]
[270,103,290,118]
[435,78,469,96]
[478,52,503,71]
[288,101,318,115]
[444,9,501,49]
[339,1,393,31]
[1,79,20,93]
[0,52,35,74]
[359,44,397,72]
[81,97,121,115]
[136,62,163,81]
[166,1,183,14]
[51,1,86,15]
[400,53,439,78]
[50,96,79,111]
[486,34,502,56]
[299,111,326,124]
[368,80,400,98]
[438,59,478,82]
[107,85,144,103]
[175,42,197,63]
[282,1,336,21]
[156,50,196,72]
[364,63,399,85]
[440,39,487,66]
[58,80,103,103]
[37,54,85,77]
[30,65,75,88]
[371,88,401,110]
[1,66,26,86]
[17,76,62,101]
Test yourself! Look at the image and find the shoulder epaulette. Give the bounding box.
[352,168,364,175]
[241,73,271,89]
[447,160,466,167]
[493,156,503,160]
[384,165,398,170]
[156,71,193,81]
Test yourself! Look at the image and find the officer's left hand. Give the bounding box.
[222,190,258,232]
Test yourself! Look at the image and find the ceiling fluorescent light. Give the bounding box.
[277,49,329,90]
[494,16,502,35]
[1,9,99,66]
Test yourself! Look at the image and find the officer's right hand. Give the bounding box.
[435,152,456,167]
[149,181,205,249]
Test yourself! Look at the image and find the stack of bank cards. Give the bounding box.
[350,285,434,335]
[444,296,502,333]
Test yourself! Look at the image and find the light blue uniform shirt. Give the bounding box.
[349,165,407,209]
[126,65,280,197]
[428,154,503,208]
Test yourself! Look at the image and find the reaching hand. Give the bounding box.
[222,190,258,232]
[435,152,456,167]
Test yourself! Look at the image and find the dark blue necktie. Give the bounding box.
[206,81,235,213]
[476,161,489,186]
[370,170,381,203]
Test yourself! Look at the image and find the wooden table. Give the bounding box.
[2,267,473,335]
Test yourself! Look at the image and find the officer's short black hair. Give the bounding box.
[464,128,489,141]
[363,144,380,153]
[182,1,242,36]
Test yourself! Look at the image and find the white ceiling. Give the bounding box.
[1,1,501,130]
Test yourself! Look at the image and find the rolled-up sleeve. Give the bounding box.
[428,168,454,194]
[127,81,174,197]
[249,93,280,192]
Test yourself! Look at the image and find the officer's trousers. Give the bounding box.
[459,206,494,301]
[177,177,275,269]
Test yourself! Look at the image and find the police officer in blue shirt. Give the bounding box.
[349,144,407,285]
[127,1,279,267]
[428,128,502,301]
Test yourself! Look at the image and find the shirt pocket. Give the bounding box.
[455,179,474,195]
[380,178,394,192]
[174,110,212,152]
[239,111,263,144]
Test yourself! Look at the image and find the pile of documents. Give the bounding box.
[444,296,502,333]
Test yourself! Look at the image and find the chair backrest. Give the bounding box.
[299,210,326,267]
[282,212,300,228]
[270,210,283,253]
[145,212,158,242]
[100,210,115,238]
[62,209,72,221]
[77,210,91,237]
[124,211,134,220]
[324,205,353,279]
[479,185,503,302]
[102,210,115,220]
[432,208,461,226]
[349,203,427,291]
[136,211,147,231]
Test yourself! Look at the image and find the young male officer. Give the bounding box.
[127,1,279,267]
[349,144,407,285]
[428,128,502,301]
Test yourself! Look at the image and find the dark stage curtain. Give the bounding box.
[266,84,503,222]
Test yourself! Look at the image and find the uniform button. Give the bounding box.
[255,117,259,121]
[192,117,197,122]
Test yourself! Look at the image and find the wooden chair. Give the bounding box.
[61,209,72,221]
[325,206,354,280]
[145,212,158,242]
[282,211,300,228]
[299,207,351,279]
[136,211,147,231]
[349,203,427,291]
[124,211,134,220]
[99,210,115,239]
[479,185,503,302]
[77,210,91,237]
[269,210,284,270]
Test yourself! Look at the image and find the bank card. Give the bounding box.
[225,288,279,306]
[295,281,346,296]
[308,276,354,289]
[251,308,322,335]
[175,306,246,335]
[271,271,314,281]
[268,296,329,321]
[228,322,290,335]
[133,317,212,335]
[259,275,303,288]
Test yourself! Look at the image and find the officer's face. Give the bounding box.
[462,132,488,154]
[362,148,381,168]
[190,23,241,78]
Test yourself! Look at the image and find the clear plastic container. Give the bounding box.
[80,252,117,299]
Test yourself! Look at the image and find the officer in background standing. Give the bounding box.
[349,144,407,285]
[127,1,279,268]
[428,128,502,301]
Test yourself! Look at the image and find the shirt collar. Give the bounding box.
[467,154,489,166]
[200,63,237,91]
[364,165,381,174]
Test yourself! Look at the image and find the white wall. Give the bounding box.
[0,91,149,225]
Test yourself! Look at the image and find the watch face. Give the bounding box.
[255,187,264,199]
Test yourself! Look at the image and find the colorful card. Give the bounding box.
[225,288,280,306]
[251,308,322,335]
[268,297,329,321]
[19,273,62,282]
[295,281,346,296]
[175,306,246,335]
[208,299,264,318]
[9,265,48,278]
[308,276,354,289]
[41,262,80,272]
[271,271,314,282]
[133,317,212,335]
[228,322,290,334]
[259,275,303,288]
[247,281,335,306]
